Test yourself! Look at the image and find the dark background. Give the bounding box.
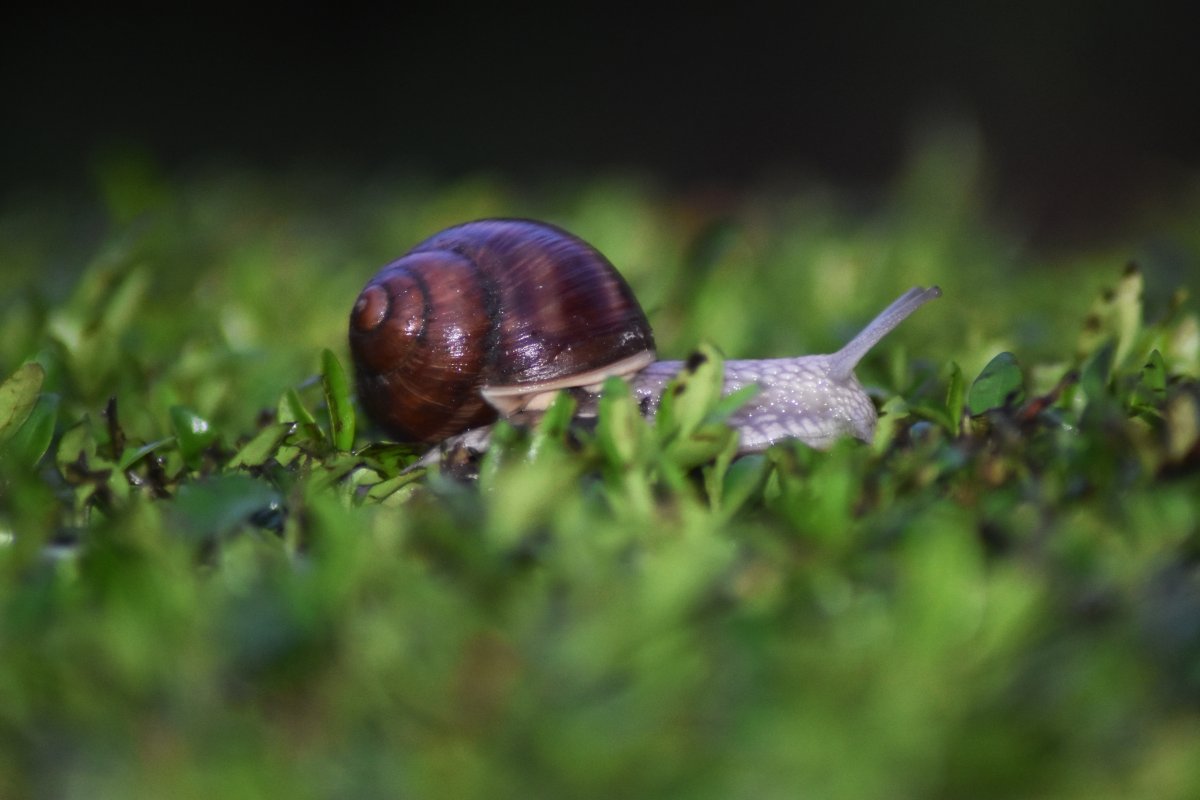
[3,4,1197,242]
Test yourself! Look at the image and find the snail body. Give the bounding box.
[624,285,942,451]
[349,219,940,454]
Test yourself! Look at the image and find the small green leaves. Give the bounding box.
[527,390,576,462]
[321,349,356,452]
[116,436,173,472]
[56,417,97,475]
[912,361,964,436]
[873,395,912,452]
[170,406,218,469]
[710,451,768,520]
[1111,264,1144,366]
[170,473,282,544]
[278,388,321,437]
[228,423,295,469]
[1080,340,1116,405]
[0,362,45,447]
[967,352,1025,414]
[2,392,59,467]
[592,345,759,501]
[655,344,756,469]
[47,259,151,401]
[1077,263,1144,367]
[945,361,967,433]
[1130,350,1168,419]
[0,363,58,468]
[595,376,651,468]
[5,171,1200,800]
[655,345,727,444]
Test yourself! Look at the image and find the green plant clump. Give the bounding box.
[2,151,1200,799]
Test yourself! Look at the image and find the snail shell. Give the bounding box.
[349,219,655,443]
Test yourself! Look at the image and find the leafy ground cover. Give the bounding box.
[2,141,1200,798]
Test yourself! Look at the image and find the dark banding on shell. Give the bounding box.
[349,219,655,443]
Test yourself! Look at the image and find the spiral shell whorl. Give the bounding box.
[350,250,496,442]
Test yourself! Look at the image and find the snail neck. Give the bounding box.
[827,286,941,381]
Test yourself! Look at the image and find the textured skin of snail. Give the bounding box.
[630,359,877,452]
[349,218,940,458]
[626,285,941,451]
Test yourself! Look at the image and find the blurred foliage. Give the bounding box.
[2,141,1200,798]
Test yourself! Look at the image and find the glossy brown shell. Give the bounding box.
[348,219,656,443]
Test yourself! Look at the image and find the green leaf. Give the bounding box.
[365,468,427,503]
[56,417,97,473]
[945,361,966,434]
[703,424,740,507]
[2,392,59,466]
[118,437,174,472]
[1140,349,1168,394]
[478,420,525,488]
[655,344,726,443]
[909,403,953,436]
[279,387,321,429]
[665,420,737,470]
[967,352,1025,414]
[873,396,912,453]
[528,391,576,462]
[307,454,367,493]
[1080,340,1116,405]
[100,264,151,339]
[1130,349,1168,415]
[595,376,650,468]
[0,362,45,445]
[709,383,760,423]
[1076,265,1144,368]
[1111,264,1144,367]
[228,422,295,469]
[321,349,356,452]
[355,441,421,476]
[277,388,326,456]
[170,406,218,469]
[769,440,860,544]
[652,344,754,470]
[716,452,769,519]
[170,473,281,543]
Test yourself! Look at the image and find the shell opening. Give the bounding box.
[481,349,656,415]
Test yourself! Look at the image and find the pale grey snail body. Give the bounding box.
[583,286,942,452]
[349,219,940,456]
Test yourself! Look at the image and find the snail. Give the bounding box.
[349,218,940,455]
